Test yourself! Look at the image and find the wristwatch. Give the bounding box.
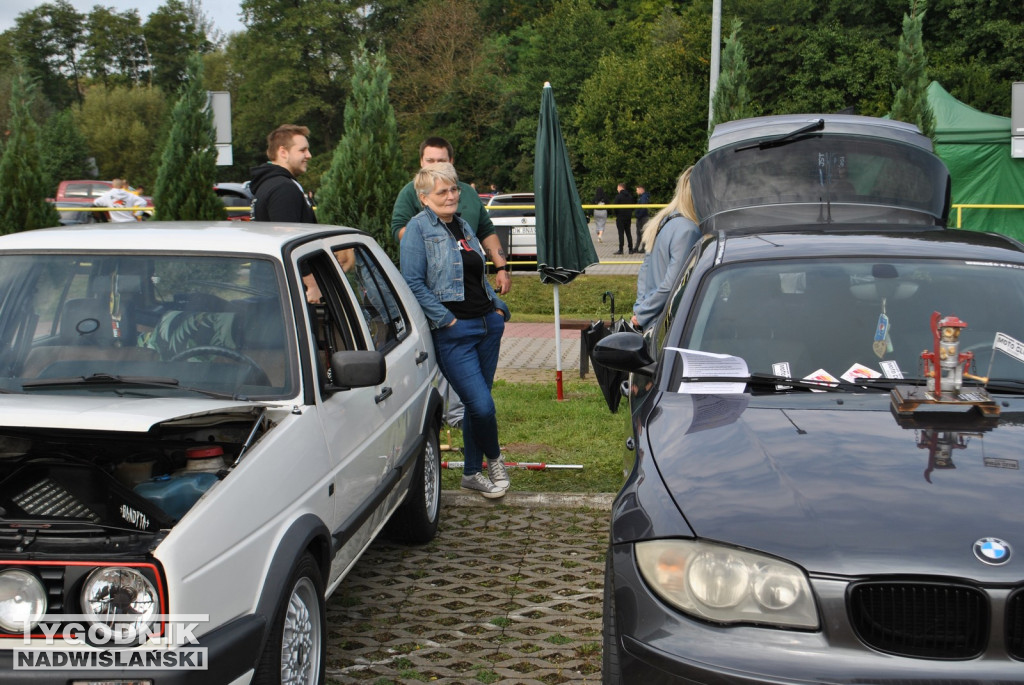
[500,264,511,273]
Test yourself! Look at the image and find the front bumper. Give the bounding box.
[610,544,1023,684]
[0,614,265,684]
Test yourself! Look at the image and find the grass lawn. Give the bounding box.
[502,273,637,323]
[439,273,635,494]
[440,378,629,494]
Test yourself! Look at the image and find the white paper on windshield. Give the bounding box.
[879,360,903,379]
[841,363,881,383]
[994,332,1024,364]
[666,348,749,394]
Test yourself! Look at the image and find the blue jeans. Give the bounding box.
[432,311,505,476]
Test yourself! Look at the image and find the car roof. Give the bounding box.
[713,227,1024,265]
[0,221,365,257]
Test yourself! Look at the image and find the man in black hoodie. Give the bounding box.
[250,124,317,223]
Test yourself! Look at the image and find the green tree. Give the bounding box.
[710,18,755,130]
[74,84,168,188]
[317,44,404,258]
[152,55,226,221]
[574,6,709,200]
[82,7,148,85]
[891,0,935,139]
[40,108,93,191]
[144,0,216,93]
[229,0,359,173]
[496,0,616,189]
[0,70,61,234]
[10,0,84,108]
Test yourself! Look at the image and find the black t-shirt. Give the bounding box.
[441,219,492,320]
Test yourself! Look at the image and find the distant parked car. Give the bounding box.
[214,182,254,220]
[49,179,154,223]
[486,192,536,263]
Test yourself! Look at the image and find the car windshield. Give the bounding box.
[0,254,294,398]
[682,258,1024,384]
[692,134,950,230]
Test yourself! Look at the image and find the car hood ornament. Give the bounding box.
[974,538,1011,565]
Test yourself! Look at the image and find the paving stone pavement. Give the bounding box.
[325,496,612,684]
[324,226,633,683]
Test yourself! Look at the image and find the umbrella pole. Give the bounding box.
[554,283,564,400]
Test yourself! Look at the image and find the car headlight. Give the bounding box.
[80,567,158,640]
[635,540,819,629]
[0,569,47,633]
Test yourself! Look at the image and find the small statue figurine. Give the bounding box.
[921,311,973,398]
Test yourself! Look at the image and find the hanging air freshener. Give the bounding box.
[873,298,891,359]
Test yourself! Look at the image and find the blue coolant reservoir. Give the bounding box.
[134,472,219,519]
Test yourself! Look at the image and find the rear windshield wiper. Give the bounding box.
[735,119,825,152]
[22,373,242,400]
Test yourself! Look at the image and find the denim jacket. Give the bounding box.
[400,207,511,330]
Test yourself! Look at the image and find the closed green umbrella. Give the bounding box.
[534,82,599,398]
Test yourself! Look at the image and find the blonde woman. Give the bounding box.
[631,167,701,330]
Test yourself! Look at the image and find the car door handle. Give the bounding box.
[375,387,393,404]
[415,351,429,365]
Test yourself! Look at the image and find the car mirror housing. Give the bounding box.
[592,331,653,373]
[329,350,386,390]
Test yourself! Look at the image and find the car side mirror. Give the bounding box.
[592,331,655,373]
[327,350,386,390]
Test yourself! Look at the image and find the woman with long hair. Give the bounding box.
[631,167,701,330]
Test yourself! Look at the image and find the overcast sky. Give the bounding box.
[0,0,245,37]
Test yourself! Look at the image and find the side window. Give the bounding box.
[299,252,357,388]
[337,245,409,354]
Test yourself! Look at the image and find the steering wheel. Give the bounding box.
[169,345,271,386]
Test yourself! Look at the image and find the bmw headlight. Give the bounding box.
[0,569,47,633]
[80,567,158,640]
[635,540,819,629]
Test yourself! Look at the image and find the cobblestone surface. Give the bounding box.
[325,498,611,684]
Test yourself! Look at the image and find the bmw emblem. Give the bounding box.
[973,538,1011,565]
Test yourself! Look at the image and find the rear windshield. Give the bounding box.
[692,134,950,230]
[487,196,535,219]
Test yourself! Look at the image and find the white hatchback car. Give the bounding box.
[0,222,442,684]
[486,192,536,263]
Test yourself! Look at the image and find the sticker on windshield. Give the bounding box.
[841,364,881,383]
[803,369,839,391]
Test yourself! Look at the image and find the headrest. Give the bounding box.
[60,299,112,345]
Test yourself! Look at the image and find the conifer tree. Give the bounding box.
[152,53,226,220]
[891,0,935,140]
[710,19,754,131]
[41,108,93,188]
[317,43,405,260]
[0,69,60,234]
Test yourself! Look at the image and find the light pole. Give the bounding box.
[708,0,722,127]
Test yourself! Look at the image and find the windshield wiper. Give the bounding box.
[22,373,242,400]
[735,119,825,152]
[977,378,1024,395]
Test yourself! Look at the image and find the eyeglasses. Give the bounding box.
[432,186,461,198]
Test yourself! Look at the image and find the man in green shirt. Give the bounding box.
[391,137,511,296]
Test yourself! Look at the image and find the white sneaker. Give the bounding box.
[461,472,505,499]
[487,457,510,490]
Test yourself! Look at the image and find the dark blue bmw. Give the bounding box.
[595,115,1024,683]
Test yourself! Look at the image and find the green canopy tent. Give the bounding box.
[927,81,1024,238]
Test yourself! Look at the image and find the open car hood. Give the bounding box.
[0,395,260,432]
